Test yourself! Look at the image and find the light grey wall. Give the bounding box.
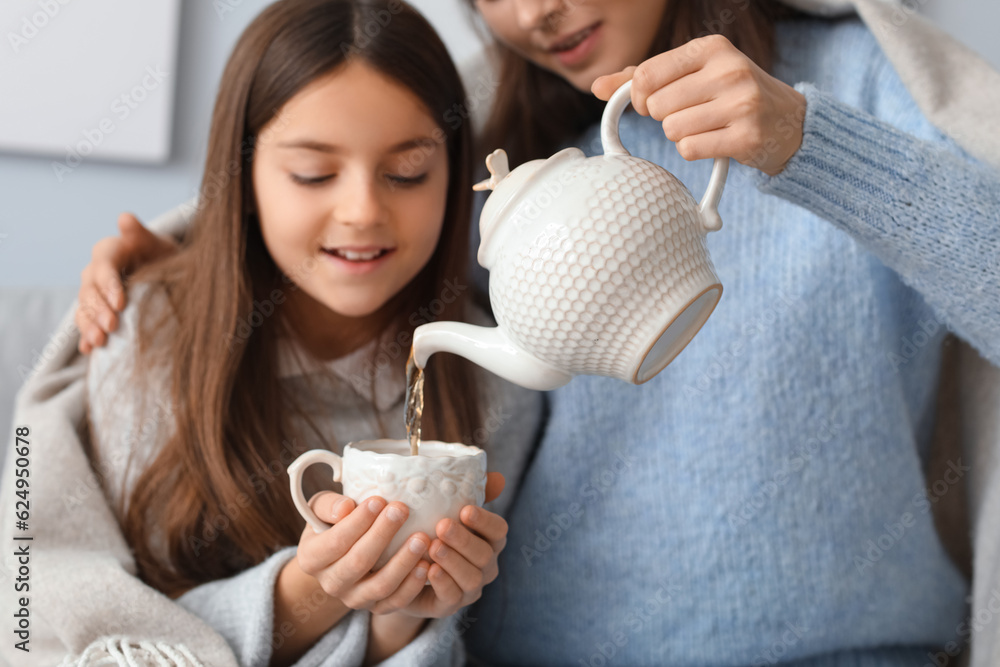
[0,0,997,289]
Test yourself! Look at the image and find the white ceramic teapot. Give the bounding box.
[412,81,729,391]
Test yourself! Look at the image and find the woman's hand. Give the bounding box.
[76,212,178,354]
[592,34,807,177]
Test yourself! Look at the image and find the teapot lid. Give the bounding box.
[472,148,582,269]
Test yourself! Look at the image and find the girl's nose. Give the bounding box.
[338,177,385,229]
[511,0,564,32]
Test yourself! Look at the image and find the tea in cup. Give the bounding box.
[288,439,487,570]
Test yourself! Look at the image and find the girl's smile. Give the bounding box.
[320,245,396,275]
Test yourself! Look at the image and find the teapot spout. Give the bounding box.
[412,322,574,391]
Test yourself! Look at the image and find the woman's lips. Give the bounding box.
[321,246,395,275]
[548,22,601,68]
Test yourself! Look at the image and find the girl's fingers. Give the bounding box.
[370,563,430,615]
[298,495,384,573]
[308,490,357,524]
[428,538,487,592]
[364,543,431,614]
[459,505,508,551]
[437,518,494,569]
[355,534,429,601]
[425,562,464,607]
[328,501,411,581]
[484,472,505,504]
[344,534,427,610]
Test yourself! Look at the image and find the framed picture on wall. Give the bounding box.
[0,0,182,166]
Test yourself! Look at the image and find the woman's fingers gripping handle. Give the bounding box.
[592,66,637,102]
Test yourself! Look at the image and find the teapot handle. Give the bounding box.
[600,80,728,232]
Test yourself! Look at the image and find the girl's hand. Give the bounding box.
[394,498,508,619]
[592,34,807,177]
[299,472,506,618]
[365,493,509,664]
[296,493,432,613]
[297,474,505,664]
[76,212,178,354]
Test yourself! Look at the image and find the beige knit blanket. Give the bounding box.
[0,210,238,666]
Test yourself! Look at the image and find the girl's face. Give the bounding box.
[475,0,669,91]
[252,61,448,354]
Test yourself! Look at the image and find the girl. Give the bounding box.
[34,0,543,665]
[76,0,1000,664]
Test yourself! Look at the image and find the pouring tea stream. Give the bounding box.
[412,81,729,391]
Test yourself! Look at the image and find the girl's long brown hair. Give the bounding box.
[470,0,798,166]
[103,0,482,597]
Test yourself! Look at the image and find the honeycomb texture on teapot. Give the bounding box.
[489,157,719,379]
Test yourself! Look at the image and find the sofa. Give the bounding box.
[0,287,77,456]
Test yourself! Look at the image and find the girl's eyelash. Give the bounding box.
[290,173,427,187]
[387,173,428,186]
[290,173,334,186]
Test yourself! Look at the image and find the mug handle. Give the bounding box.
[599,79,729,233]
[287,449,343,534]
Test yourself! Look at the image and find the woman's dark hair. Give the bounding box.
[98,0,482,598]
[470,0,797,166]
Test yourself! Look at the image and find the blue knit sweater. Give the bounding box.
[466,15,1000,666]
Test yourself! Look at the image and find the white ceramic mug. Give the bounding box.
[288,439,487,570]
